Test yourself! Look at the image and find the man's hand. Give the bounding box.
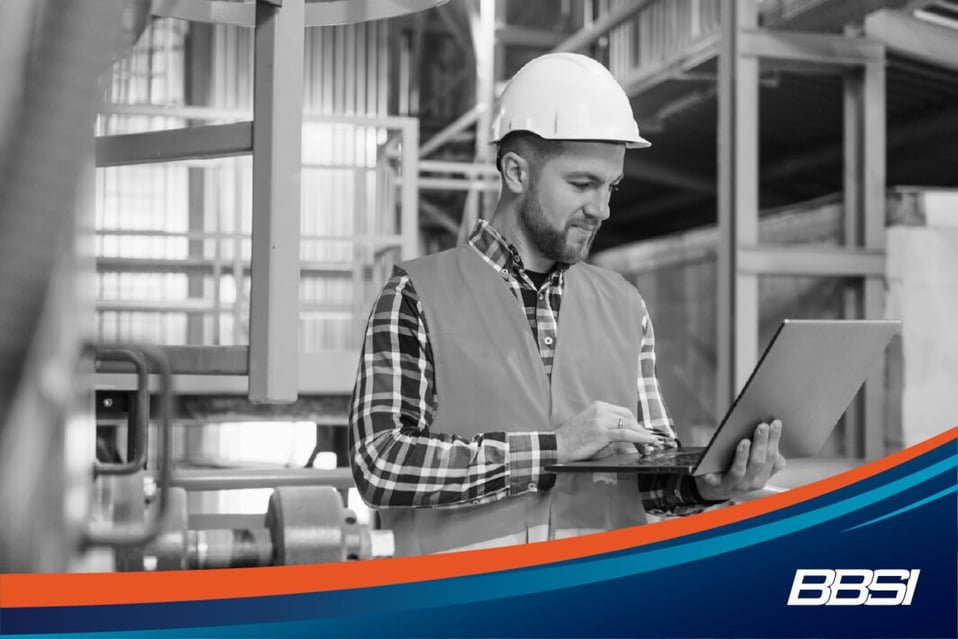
[554,401,662,463]
[695,419,787,502]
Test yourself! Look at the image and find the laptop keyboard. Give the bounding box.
[639,449,702,466]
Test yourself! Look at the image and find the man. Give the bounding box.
[349,53,785,556]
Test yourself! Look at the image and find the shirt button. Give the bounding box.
[543,336,554,346]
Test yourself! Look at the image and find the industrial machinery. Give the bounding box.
[89,344,393,571]
[115,484,393,571]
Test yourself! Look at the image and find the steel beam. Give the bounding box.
[737,247,886,276]
[419,103,486,158]
[496,25,565,48]
[95,346,249,375]
[248,0,303,403]
[96,256,352,277]
[304,0,447,27]
[620,33,721,97]
[96,351,360,395]
[400,119,420,259]
[553,0,653,54]
[740,29,884,69]
[862,59,887,461]
[96,300,350,314]
[417,177,499,191]
[151,0,447,28]
[865,8,958,71]
[717,0,760,408]
[419,160,498,176]
[842,47,866,457]
[95,122,252,167]
[150,0,255,26]
[420,199,460,236]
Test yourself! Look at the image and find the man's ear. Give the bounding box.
[500,151,530,196]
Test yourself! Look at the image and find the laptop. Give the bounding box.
[546,319,901,476]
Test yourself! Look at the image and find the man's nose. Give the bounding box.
[583,191,611,221]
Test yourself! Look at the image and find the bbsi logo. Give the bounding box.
[787,569,920,606]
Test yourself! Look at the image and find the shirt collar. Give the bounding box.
[467,219,570,280]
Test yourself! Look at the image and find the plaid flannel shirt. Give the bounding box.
[349,220,711,514]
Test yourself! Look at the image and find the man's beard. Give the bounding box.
[518,183,599,265]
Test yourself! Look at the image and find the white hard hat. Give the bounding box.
[490,52,650,149]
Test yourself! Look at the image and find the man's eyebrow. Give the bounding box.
[564,171,624,183]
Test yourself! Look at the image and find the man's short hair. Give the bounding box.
[495,131,565,175]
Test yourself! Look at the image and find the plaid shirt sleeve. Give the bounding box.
[348,266,558,510]
[633,294,726,514]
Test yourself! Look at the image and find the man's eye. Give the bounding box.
[571,182,592,191]
[610,183,621,193]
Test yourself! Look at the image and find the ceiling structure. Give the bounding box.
[404,0,958,252]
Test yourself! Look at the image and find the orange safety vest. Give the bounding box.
[380,245,648,555]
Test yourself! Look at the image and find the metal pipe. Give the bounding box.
[188,528,273,569]
[419,160,498,176]
[165,467,355,491]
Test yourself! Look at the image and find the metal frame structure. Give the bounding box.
[150,0,449,28]
[248,0,304,402]
[94,1,424,402]
[717,0,887,459]
[395,0,958,459]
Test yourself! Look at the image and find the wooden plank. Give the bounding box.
[95,122,252,167]
[248,0,304,403]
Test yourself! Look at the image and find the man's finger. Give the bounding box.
[609,427,659,445]
[603,404,640,427]
[729,439,750,481]
[767,419,783,456]
[749,422,769,467]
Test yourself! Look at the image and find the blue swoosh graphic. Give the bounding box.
[386,455,957,602]
[842,484,958,532]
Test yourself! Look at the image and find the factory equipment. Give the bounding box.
[114,484,393,571]
[89,343,393,571]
